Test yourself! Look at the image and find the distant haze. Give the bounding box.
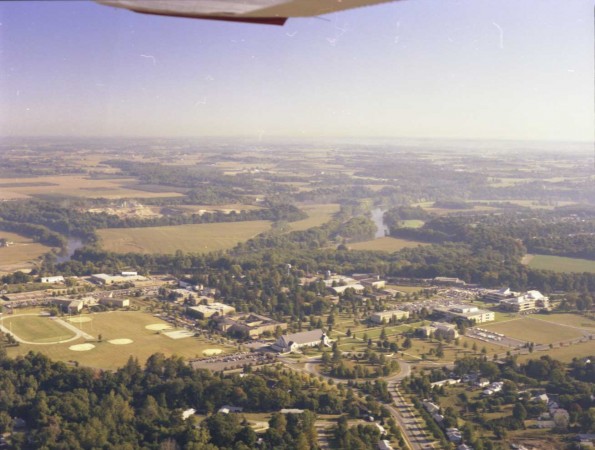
[0,0,592,142]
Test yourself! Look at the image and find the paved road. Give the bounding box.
[386,377,438,450]
[288,355,438,450]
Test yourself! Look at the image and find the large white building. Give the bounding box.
[41,276,65,284]
[272,329,330,353]
[419,322,459,340]
[434,304,495,324]
[370,309,410,324]
[483,287,515,302]
[500,290,549,312]
[91,273,147,285]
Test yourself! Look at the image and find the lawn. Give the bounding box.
[5,311,235,370]
[517,339,595,363]
[534,313,595,329]
[98,221,272,254]
[522,254,595,274]
[348,236,428,252]
[1,315,75,343]
[398,220,425,228]
[289,204,340,231]
[482,317,584,344]
[0,230,53,273]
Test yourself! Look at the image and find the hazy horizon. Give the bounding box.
[1,0,592,142]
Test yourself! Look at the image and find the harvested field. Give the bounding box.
[522,254,595,273]
[348,236,428,252]
[289,203,340,231]
[482,317,584,345]
[0,231,53,273]
[98,221,271,254]
[0,175,184,199]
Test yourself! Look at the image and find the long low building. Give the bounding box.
[272,329,330,353]
[99,298,130,308]
[91,273,147,285]
[187,303,236,319]
[419,322,459,340]
[483,287,515,302]
[434,304,495,324]
[41,276,65,284]
[217,313,287,338]
[369,309,410,324]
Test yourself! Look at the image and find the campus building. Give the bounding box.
[217,313,287,338]
[434,304,495,324]
[369,309,410,324]
[91,273,147,285]
[272,329,330,353]
[500,290,549,313]
[187,303,236,319]
[419,322,459,340]
[483,287,515,302]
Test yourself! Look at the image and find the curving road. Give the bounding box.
[284,355,438,450]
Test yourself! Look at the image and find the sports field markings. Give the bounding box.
[53,318,94,340]
[69,343,95,352]
[108,338,133,345]
[527,317,594,335]
[0,314,87,345]
[163,330,194,340]
[145,323,173,331]
[68,316,92,323]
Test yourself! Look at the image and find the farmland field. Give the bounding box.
[98,221,272,254]
[482,317,584,344]
[348,236,429,252]
[398,220,425,228]
[5,311,234,370]
[534,313,595,329]
[0,175,184,199]
[0,315,75,343]
[522,254,595,274]
[0,230,53,274]
[289,203,340,231]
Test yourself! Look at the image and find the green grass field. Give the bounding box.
[0,230,53,274]
[534,313,595,329]
[348,236,429,252]
[289,203,340,231]
[5,311,234,370]
[482,317,584,344]
[98,221,272,254]
[398,220,425,228]
[1,315,75,343]
[518,339,595,363]
[522,254,595,274]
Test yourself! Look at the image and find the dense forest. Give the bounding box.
[0,350,370,449]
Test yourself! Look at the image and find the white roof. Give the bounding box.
[279,329,325,346]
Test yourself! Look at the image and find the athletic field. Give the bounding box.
[4,311,233,370]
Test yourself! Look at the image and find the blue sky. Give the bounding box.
[0,0,592,141]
